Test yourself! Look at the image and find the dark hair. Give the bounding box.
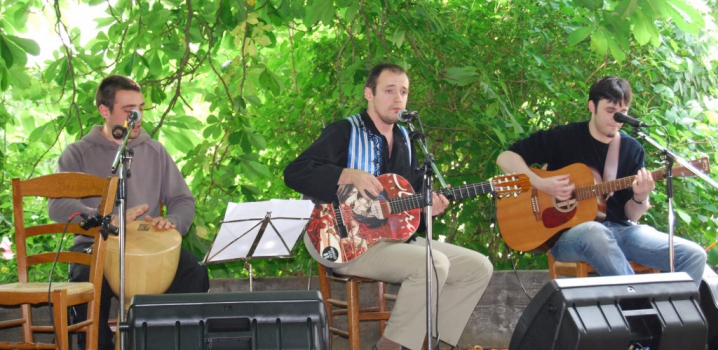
[364,63,407,95]
[95,75,141,111]
[588,76,632,108]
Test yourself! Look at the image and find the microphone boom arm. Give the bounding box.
[402,116,451,196]
[635,129,718,190]
[111,120,135,173]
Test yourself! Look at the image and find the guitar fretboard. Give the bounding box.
[574,164,696,200]
[389,181,494,213]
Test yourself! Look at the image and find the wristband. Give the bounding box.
[632,195,647,204]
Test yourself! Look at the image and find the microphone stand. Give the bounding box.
[401,114,449,350]
[110,121,135,350]
[631,126,718,273]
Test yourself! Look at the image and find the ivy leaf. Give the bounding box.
[161,127,197,153]
[443,66,480,86]
[568,27,592,46]
[675,208,692,224]
[306,0,334,26]
[8,66,31,89]
[632,10,661,47]
[259,69,281,96]
[248,133,266,150]
[663,0,704,35]
[0,35,28,68]
[574,0,603,11]
[391,29,406,48]
[0,66,8,91]
[607,35,627,62]
[228,131,244,145]
[589,30,608,56]
[4,35,40,56]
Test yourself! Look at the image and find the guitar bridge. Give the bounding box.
[530,188,541,221]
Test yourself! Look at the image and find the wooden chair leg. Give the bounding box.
[377,281,387,335]
[346,279,361,350]
[576,262,590,277]
[548,252,557,279]
[20,303,33,343]
[52,292,71,350]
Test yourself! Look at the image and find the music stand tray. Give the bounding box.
[203,199,314,290]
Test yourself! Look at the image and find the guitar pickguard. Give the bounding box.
[541,207,577,228]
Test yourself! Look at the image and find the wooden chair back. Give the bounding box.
[0,172,118,349]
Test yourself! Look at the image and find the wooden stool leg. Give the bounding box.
[377,281,387,335]
[548,252,558,279]
[347,279,360,350]
[317,264,334,349]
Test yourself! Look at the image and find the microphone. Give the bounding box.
[114,110,141,140]
[614,112,650,127]
[397,109,419,122]
[128,110,141,123]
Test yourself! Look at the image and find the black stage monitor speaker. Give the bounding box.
[700,275,718,350]
[510,272,707,350]
[123,290,328,350]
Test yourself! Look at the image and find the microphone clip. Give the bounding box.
[79,212,118,240]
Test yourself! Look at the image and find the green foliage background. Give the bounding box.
[1,0,718,282]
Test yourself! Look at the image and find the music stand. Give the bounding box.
[203,199,315,290]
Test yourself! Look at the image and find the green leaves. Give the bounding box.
[567,0,707,61]
[568,27,592,46]
[305,0,335,26]
[443,66,481,87]
[0,34,38,72]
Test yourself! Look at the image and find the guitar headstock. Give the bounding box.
[492,174,531,198]
[673,157,711,178]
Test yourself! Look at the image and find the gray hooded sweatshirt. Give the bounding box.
[48,125,195,245]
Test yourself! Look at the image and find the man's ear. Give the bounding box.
[364,87,373,102]
[588,100,596,114]
[98,104,111,121]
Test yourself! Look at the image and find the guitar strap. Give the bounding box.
[603,132,621,197]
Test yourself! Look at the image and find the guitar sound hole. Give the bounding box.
[553,196,578,213]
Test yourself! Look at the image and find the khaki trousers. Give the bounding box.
[335,237,493,350]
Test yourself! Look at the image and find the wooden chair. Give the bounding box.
[548,250,659,279]
[317,263,395,350]
[0,173,118,350]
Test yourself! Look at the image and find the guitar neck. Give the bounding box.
[576,168,669,200]
[388,181,492,213]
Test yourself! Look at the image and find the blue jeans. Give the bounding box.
[550,221,707,285]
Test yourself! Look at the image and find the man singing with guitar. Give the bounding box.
[496,76,707,285]
[284,63,493,350]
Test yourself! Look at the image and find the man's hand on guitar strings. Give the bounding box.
[538,174,575,200]
[431,192,450,216]
[339,168,384,201]
[631,168,655,202]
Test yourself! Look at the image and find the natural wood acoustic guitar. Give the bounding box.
[496,158,710,253]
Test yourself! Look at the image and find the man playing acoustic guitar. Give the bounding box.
[496,76,707,285]
[284,63,493,350]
